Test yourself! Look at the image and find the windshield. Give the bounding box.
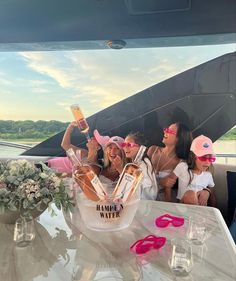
[0,43,235,160]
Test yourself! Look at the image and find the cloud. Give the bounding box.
[0,76,11,86]
[20,52,78,88]
[17,45,236,118]
[32,88,51,94]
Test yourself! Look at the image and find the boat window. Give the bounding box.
[0,43,235,157]
[215,126,236,165]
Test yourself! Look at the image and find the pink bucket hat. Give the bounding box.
[93,130,124,149]
[190,135,214,157]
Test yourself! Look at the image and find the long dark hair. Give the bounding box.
[175,122,193,160]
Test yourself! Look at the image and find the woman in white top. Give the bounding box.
[147,122,192,201]
[122,132,158,200]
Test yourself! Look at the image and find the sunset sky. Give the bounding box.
[0,43,235,121]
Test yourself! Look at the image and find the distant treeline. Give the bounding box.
[219,127,236,140]
[0,120,235,140]
[0,120,69,140]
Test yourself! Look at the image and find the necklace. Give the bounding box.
[154,148,176,173]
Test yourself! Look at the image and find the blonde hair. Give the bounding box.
[103,145,127,168]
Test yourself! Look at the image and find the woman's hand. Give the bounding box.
[159,175,177,188]
[67,121,78,130]
[112,155,123,174]
[198,190,210,206]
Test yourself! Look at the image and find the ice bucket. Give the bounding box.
[76,190,140,231]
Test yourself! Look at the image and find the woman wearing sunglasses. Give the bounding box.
[60,122,126,190]
[170,135,216,206]
[122,133,158,200]
[147,122,192,201]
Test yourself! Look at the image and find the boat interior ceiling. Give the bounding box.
[0,0,235,51]
[23,52,236,157]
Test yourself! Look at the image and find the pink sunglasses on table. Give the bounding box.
[121,142,139,148]
[163,127,177,136]
[197,155,216,163]
[155,214,185,228]
[130,235,166,255]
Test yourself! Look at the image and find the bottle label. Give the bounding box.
[77,118,89,132]
[115,173,135,202]
[91,175,106,199]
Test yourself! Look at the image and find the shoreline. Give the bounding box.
[0,139,42,144]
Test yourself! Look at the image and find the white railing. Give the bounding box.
[216,154,236,165]
[0,141,32,150]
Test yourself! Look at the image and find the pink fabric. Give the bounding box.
[94,129,110,146]
[190,135,214,157]
[94,129,124,149]
[48,157,73,173]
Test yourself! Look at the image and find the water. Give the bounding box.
[0,142,36,157]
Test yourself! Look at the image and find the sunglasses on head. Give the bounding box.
[121,142,139,148]
[130,235,166,255]
[197,156,216,163]
[163,127,177,135]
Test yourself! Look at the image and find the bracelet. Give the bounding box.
[203,188,211,195]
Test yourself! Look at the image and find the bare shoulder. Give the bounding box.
[147,145,160,157]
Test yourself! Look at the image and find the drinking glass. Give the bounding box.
[187,215,207,245]
[168,238,193,277]
[13,214,35,247]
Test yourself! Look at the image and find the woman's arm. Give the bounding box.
[61,121,78,151]
[161,173,178,202]
[61,121,88,158]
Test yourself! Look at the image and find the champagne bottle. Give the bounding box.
[70,104,90,140]
[112,146,146,203]
[67,148,107,201]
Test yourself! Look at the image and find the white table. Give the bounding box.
[0,201,235,281]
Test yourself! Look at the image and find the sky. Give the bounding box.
[0,43,235,122]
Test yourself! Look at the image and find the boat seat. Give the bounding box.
[213,163,236,221]
[227,170,236,225]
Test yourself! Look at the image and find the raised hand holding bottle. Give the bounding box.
[70,104,91,141]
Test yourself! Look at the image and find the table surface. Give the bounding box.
[0,200,235,281]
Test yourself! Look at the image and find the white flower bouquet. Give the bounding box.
[0,159,74,214]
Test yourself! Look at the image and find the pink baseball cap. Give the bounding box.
[105,136,124,149]
[93,130,124,149]
[190,135,214,157]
